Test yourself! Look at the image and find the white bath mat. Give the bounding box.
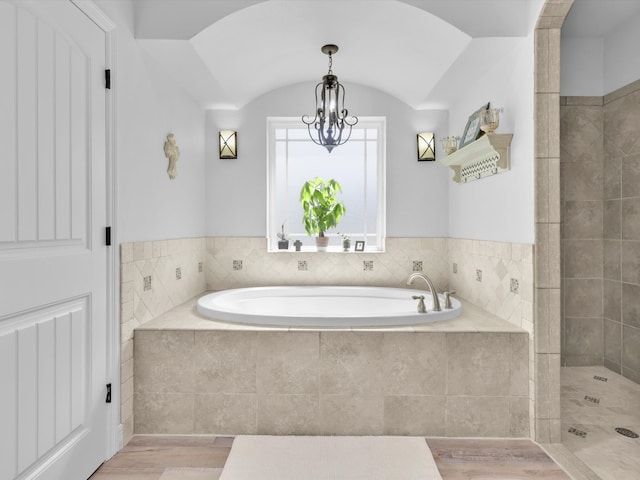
[219,435,443,480]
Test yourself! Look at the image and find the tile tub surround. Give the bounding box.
[560,80,640,384]
[206,237,533,331]
[133,296,530,437]
[120,236,535,444]
[205,237,450,292]
[120,238,207,444]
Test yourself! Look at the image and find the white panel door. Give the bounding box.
[0,1,109,479]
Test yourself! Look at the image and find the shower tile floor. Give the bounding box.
[562,366,640,480]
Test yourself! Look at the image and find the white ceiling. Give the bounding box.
[134,0,640,110]
[562,0,640,38]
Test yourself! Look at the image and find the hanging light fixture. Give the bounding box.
[302,44,358,153]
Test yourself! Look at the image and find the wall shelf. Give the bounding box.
[439,133,513,183]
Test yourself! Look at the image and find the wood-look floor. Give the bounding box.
[90,435,571,480]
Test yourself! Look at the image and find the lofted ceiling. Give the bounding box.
[134,0,640,111]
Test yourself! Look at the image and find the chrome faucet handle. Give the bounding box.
[444,291,456,309]
[411,295,426,313]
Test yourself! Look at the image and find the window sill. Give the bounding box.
[268,246,384,254]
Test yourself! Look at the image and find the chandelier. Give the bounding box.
[302,44,358,153]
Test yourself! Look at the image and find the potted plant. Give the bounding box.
[299,177,346,251]
[277,223,289,250]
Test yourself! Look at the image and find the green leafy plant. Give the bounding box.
[299,177,346,237]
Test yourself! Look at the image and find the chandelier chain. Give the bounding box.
[327,52,333,74]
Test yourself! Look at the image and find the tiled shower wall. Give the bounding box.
[560,96,604,366]
[560,79,640,384]
[603,80,640,383]
[120,238,207,444]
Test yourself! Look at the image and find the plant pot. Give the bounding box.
[315,236,330,252]
[343,240,351,252]
[277,240,289,250]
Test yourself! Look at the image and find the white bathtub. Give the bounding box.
[196,286,462,328]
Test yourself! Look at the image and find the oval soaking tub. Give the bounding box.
[196,286,462,328]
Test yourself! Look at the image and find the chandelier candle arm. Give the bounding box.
[302,44,358,153]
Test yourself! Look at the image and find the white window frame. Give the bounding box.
[266,116,386,252]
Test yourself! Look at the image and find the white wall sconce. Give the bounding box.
[219,130,237,159]
[417,132,435,161]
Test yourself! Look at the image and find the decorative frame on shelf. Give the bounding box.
[459,102,490,148]
[354,240,365,252]
[439,133,513,183]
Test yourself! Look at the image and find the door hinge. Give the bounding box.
[106,383,112,403]
[105,226,111,246]
[105,69,111,89]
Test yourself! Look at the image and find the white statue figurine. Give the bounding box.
[163,133,180,179]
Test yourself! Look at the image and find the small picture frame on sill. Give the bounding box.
[459,102,490,149]
[354,241,365,252]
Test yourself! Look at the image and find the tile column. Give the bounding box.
[534,0,574,443]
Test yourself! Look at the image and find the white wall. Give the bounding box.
[205,83,450,238]
[96,0,206,243]
[561,13,640,96]
[604,13,640,94]
[560,37,604,96]
[448,36,535,244]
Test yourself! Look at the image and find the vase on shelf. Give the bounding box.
[479,108,503,135]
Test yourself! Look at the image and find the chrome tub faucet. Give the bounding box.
[407,272,441,312]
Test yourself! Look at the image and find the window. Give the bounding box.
[267,117,386,251]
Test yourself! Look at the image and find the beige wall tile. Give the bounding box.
[319,332,383,395]
[563,240,603,278]
[445,396,511,437]
[604,318,622,367]
[319,394,384,435]
[604,200,621,239]
[510,396,530,437]
[134,393,194,434]
[510,334,529,396]
[194,331,257,394]
[622,325,640,373]
[549,288,562,354]
[256,332,319,394]
[563,317,603,358]
[194,394,256,435]
[604,280,621,322]
[622,197,640,240]
[536,157,549,223]
[383,395,446,436]
[604,154,622,199]
[382,333,446,395]
[604,240,621,280]
[134,331,195,393]
[535,29,549,94]
[564,201,603,239]
[622,282,640,328]
[536,94,550,157]
[257,394,319,435]
[447,333,511,396]
[621,153,640,198]
[621,241,640,284]
[563,279,602,317]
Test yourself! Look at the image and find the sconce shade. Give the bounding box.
[219,130,237,159]
[417,132,436,161]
